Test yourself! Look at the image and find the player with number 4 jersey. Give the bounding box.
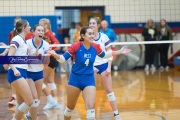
[48,26,131,120]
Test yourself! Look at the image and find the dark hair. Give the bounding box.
[13,19,28,37]
[32,24,43,32]
[80,26,91,41]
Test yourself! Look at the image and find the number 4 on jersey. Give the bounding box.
[85,59,89,66]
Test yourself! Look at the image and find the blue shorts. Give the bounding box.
[7,68,27,84]
[94,62,108,74]
[68,72,95,90]
[27,71,43,81]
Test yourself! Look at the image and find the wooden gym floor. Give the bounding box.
[0,69,180,120]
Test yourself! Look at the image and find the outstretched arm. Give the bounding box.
[100,46,132,59]
[47,50,66,63]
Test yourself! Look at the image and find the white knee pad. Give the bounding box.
[42,83,46,89]
[48,83,57,90]
[107,92,116,101]
[18,102,30,113]
[64,107,73,117]
[86,109,95,119]
[31,99,40,107]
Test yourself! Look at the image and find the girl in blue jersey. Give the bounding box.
[89,17,121,120]
[7,19,33,120]
[48,26,131,120]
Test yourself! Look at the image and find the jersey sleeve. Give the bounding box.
[92,43,105,57]
[103,34,112,48]
[63,42,80,60]
[10,36,22,49]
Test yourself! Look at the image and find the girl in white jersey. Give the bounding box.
[89,17,121,120]
[7,19,33,120]
[25,25,50,120]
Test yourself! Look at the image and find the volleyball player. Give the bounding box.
[39,18,60,110]
[47,26,131,120]
[1,17,22,106]
[25,24,50,120]
[7,19,33,120]
[89,17,121,120]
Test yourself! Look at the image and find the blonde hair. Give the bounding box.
[89,17,101,25]
[145,19,155,29]
[39,18,52,31]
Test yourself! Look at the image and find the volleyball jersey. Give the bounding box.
[93,32,112,66]
[27,38,49,72]
[63,41,105,75]
[10,35,28,69]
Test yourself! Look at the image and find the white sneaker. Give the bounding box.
[165,66,169,71]
[24,112,32,120]
[159,66,164,71]
[8,97,16,106]
[144,65,149,71]
[43,101,60,110]
[150,64,156,71]
[114,114,121,120]
[60,68,66,73]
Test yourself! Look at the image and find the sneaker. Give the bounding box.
[114,113,121,120]
[144,65,149,71]
[165,66,169,71]
[150,64,156,71]
[60,68,66,73]
[159,66,164,71]
[8,97,16,106]
[43,101,60,110]
[24,112,32,120]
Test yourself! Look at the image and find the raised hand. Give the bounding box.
[118,46,132,54]
[0,42,7,46]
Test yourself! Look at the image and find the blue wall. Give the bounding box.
[0,16,59,45]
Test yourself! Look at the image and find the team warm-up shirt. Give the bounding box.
[27,38,49,72]
[63,41,105,75]
[93,32,112,66]
[10,35,28,69]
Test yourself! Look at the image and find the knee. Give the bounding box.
[48,83,57,90]
[85,102,95,110]
[107,92,116,102]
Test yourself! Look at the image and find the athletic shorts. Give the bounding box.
[48,57,57,69]
[27,70,43,81]
[7,68,27,84]
[68,72,95,90]
[94,62,108,74]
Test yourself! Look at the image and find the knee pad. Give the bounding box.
[42,83,46,89]
[31,99,40,107]
[18,102,30,113]
[86,109,95,119]
[64,107,73,117]
[107,92,116,101]
[48,83,57,90]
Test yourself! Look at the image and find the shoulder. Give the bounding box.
[91,42,101,49]
[71,41,82,48]
[26,39,32,44]
[100,32,109,38]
